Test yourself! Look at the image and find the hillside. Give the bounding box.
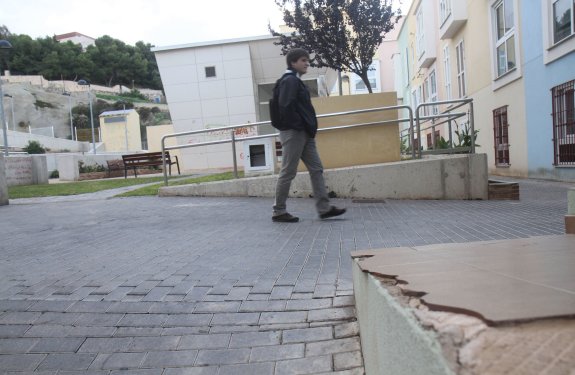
[1,82,169,140]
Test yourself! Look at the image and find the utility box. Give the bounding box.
[243,138,276,175]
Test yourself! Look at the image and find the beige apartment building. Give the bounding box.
[398,0,530,178]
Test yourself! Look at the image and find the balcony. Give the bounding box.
[416,0,437,69]
[439,0,468,40]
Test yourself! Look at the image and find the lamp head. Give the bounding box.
[0,40,12,49]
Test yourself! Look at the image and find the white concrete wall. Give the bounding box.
[55,153,127,181]
[156,41,258,170]
[155,36,331,172]
[4,155,49,186]
[0,129,90,152]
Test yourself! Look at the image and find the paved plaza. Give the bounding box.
[0,177,570,374]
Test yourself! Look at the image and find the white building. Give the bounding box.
[152,35,336,171]
[54,32,96,50]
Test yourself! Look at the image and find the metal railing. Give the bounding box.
[400,98,475,158]
[161,105,414,186]
[160,98,475,186]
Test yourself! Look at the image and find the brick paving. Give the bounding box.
[0,177,569,374]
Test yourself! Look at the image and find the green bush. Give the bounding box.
[119,89,148,101]
[78,161,106,173]
[23,140,46,154]
[49,170,59,178]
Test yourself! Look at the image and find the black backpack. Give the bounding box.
[269,73,292,130]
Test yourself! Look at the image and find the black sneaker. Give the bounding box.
[319,206,346,219]
[272,213,300,223]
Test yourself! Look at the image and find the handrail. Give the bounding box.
[161,104,414,185]
[414,99,475,157]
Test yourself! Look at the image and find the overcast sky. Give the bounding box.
[1,0,411,48]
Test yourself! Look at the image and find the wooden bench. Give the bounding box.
[121,151,180,178]
[106,159,125,178]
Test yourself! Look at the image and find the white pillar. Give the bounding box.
[57,154,80,181]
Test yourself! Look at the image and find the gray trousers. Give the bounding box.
[273,129,331,215]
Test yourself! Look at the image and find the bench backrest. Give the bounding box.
[122,152,171,166]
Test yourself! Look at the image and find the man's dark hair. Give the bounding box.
[286,48,310,68]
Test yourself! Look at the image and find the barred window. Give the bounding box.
[493,106,510,166]
[552,80,575,165]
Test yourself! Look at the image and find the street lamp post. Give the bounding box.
[4,94,15,131]
[77,79,96,154]
[62,92,74,140]
[0,39,13,156]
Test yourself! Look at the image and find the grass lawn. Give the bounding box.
[116,171,243,197]
[8,172,241,199]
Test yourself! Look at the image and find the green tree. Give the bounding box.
[0,24,11,39]
[135,41,163,90]
[270,0,401,93]
[2,29,162,90]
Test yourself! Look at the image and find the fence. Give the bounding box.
[160,98,475,186]
[400,98,475,158]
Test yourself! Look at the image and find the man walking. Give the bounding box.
[272,48,346,223]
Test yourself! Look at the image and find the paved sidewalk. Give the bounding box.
[0,177,569,374]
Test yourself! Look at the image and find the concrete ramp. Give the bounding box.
[159,154,488,200]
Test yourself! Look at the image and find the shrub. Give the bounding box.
[49,170,59,178]
[119,89,148,101]
[34,99,55,109]
[23,140,46,154]
[78,161,106,173]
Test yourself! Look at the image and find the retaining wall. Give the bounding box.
[159,154,488,200]
[0,129,90,152]
[4,155,49,187]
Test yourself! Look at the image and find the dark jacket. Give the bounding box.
[278,70,318,137]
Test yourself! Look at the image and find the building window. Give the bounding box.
[492,0,517,77]
[456,40,467,97]
[352,61,380,93]
[553,0,575,43]
[418,84,427,115]
[427,132,433,149]
[552,80,575,165]
[440,0,452,25]
[416,7,425,58]
[412,89,419,112]
[404,47,410,87]
[429,70,438,115]
[493,106,510,166]
[443,46,452,100]
[205,66,216,78]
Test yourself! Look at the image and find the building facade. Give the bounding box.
[397,0,574,181]
[152,36,334,171]
[54,32,96,50]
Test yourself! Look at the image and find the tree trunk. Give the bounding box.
[360,71,373,94]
